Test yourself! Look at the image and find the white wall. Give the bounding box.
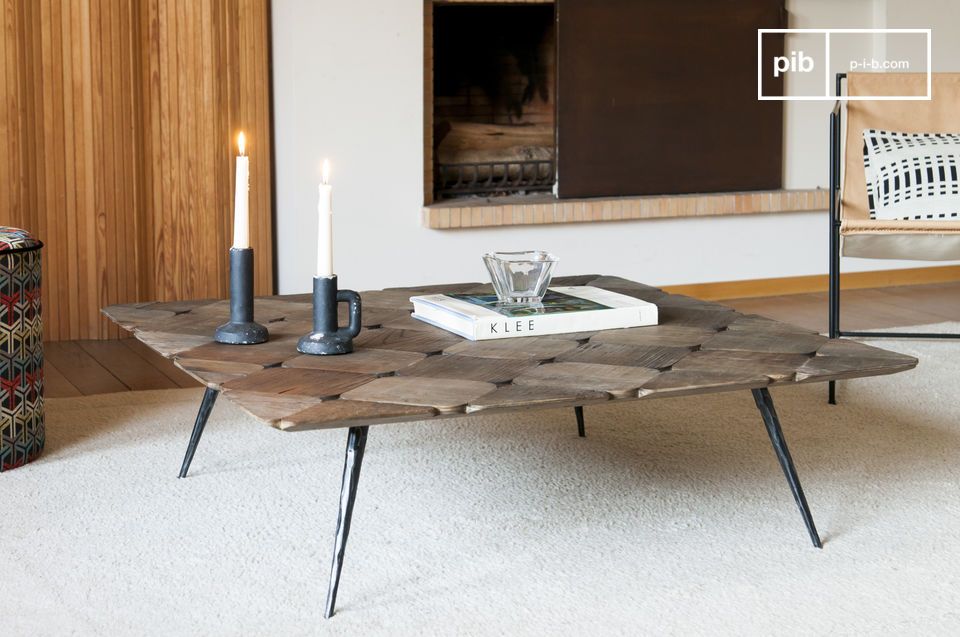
[272,0,958,294]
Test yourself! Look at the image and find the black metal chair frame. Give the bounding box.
[827,72,960,404]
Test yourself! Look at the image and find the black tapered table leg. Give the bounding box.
[828,380,837,405]
[324,425,369,619]
[575,405,585,437]
[178,387,219,479]
[751,388,822,549]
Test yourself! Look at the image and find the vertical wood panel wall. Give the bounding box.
[0,0,273,340]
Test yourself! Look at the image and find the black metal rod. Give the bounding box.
[575,406,585,438]
[751,388,822,549]
[324,425,369,619]
[828,109,840,405]
[178,387,219,479]
[827,74,845,406]
[835,71,847,98]
[839,330,960,339]
[828,111,840,340]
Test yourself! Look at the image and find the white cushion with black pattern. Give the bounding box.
[863,129,960,221]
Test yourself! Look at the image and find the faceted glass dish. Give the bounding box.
[482,250,559,306]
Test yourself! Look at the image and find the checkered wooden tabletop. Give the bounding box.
[102,275,917,431]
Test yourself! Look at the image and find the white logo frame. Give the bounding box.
[757,28,932,101]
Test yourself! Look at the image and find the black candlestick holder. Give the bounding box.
[298,275,362,355]
[214,247,269,345]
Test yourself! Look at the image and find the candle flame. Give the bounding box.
[322,159,330,185]
[237,131,246,156]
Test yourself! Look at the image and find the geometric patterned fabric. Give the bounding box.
[0,226,42,252]
[0,227,43,471]
[863,129,960,221]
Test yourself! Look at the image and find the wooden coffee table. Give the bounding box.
[103,275,917,617]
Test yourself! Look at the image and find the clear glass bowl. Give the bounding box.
[482,250,559,306]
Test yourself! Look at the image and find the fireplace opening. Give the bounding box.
[432,3,556,200]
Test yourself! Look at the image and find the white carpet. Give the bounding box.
[4,326,960,636]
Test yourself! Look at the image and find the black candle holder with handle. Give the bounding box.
[214,247,269,345]
[298,275,362,355]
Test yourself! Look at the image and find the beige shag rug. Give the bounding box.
[3,326,960,636]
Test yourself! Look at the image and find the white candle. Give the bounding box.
[232,132,250,249]
[317,159,333,277]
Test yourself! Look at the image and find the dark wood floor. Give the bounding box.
[724,281,960,333]
[44,281,960,398]
[46,338,200,397]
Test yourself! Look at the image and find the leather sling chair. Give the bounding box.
[828,72,960,404]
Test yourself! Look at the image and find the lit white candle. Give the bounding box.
[317,159,333,277]
[232,132,250,249]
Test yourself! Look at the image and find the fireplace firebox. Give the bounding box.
[431,3,556,200]
[425,0,786,206]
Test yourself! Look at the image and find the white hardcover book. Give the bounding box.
[410,286,658,341]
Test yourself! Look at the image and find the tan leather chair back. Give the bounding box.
[843,73,960,221]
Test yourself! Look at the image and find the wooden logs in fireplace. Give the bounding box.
[435,121,554,166]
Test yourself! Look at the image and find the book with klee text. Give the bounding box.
[410,286,658,340]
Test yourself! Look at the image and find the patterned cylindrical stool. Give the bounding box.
[0,227,43,471]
